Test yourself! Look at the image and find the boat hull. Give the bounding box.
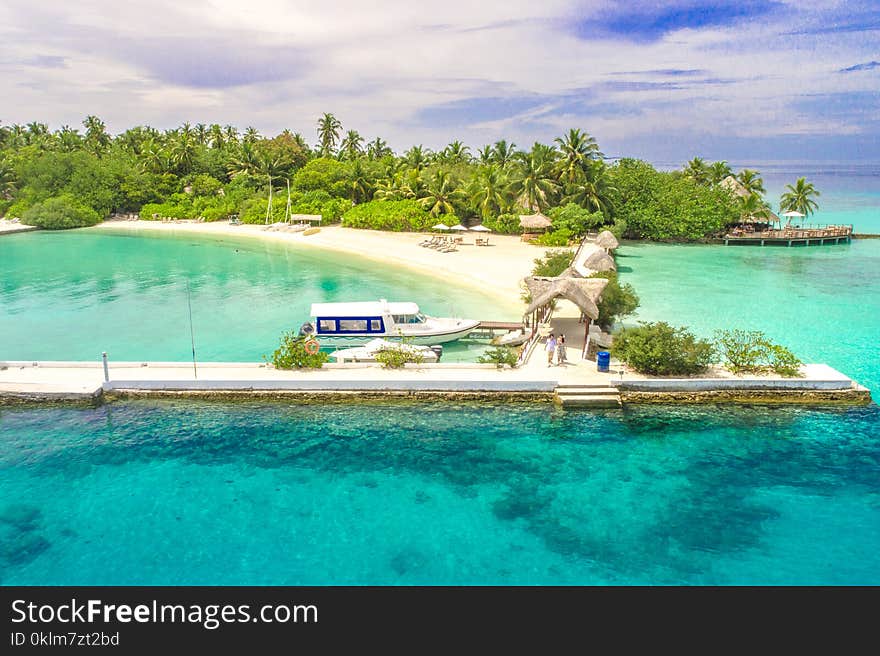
[313,322,479,348]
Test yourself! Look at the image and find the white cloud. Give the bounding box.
[0,0,877,159]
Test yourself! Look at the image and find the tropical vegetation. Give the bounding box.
[713,329,803,377]
[266,332,329,369]
[613,322,715,376]
[0,114,818,239]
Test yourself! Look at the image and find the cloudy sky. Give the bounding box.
[1,0,878,162]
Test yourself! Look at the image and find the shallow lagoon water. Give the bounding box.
[0,229,515,363]
[1,401,878,585]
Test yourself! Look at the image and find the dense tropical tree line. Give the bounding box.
[0,114,817,239]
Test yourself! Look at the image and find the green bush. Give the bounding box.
[22,195,102,229]
[266,331,329,369]
[614,322,714,376]
[589,271,639,330]
[548,203,605,236]
[478,346,519,368]
[481,212,521,234]
[713,329,803,376]
[533,227,573,246]
[607,158,739,241]
[531,249,574,277]
[341,199,436,231]
[374,344,425,369]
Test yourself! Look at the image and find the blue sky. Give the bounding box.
[1,0,878,162]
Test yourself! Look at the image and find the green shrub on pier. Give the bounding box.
[478,346,519,368]
[614,322,714,376]
[589,271,639,330]
[713,329,803,377]
[266,331,329,369]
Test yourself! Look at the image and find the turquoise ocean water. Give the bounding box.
[0,229,515,363]
[1,165,878,585]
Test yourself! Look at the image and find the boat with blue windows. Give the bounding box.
[299,299,480,347]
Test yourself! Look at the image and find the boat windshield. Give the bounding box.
[392,313,427,324]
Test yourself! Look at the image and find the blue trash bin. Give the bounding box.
[597,351,610,372]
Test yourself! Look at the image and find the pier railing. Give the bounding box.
[724,223,853,245]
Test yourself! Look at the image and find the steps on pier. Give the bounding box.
[554,384,621,408]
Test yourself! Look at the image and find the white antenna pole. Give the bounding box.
[265,175,273,224]
[186,280,198,379]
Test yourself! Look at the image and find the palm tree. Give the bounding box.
[420,169,464,217]
[227,142,262,178]
[317,113,342,156]
[736,169,766,196]
[443,140,472,165]
[563,160,616,216]
[208,124,226,149]
[56,126,82,152]
[468,165,511,218]
[510,149,559,212]
[554,129,601,184]
[340,129,364,160]
[346,159,372,203]
[709,160,732,185]
[170,130,197,174]
[0,158,17,200]
[243,126,260,144]
[492,140,517,168]
[404,145,429,171]
[140,138,174,174]
[194,123,209,145]
[477,145,494,166]
[223,125,239,145]
[780,177,820,219]
[25,122,50,147]
[83,115,110,152]
[683,157,709,185]
[366,137,392,160]
[738,193,773,223]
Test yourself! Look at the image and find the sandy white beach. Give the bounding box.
[90,220,550,311]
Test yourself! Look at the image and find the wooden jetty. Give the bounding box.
[724,224,852,246]
[470,320,524,339]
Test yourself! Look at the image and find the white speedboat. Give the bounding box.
[299,300,479,347]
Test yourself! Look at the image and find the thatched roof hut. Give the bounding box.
[720,175,750,199]
[570,244,616,277]
[594,230,619,250]
[523,276,608,319]
[721,176,781,224]
[519,213,552,231]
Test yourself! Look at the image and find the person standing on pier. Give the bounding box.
[546,334,557,367]
[557,334,567,365]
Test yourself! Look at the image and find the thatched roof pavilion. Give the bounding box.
[720,176,781,224]
[569,244,616,277]
[519,213,553,231]
[523,276,608,320]
[594,230,619,250]
[720,175,750,199]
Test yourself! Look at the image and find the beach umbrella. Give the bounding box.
[469,224,492,232]
[450,224,468,231]
[432,223,450,231]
